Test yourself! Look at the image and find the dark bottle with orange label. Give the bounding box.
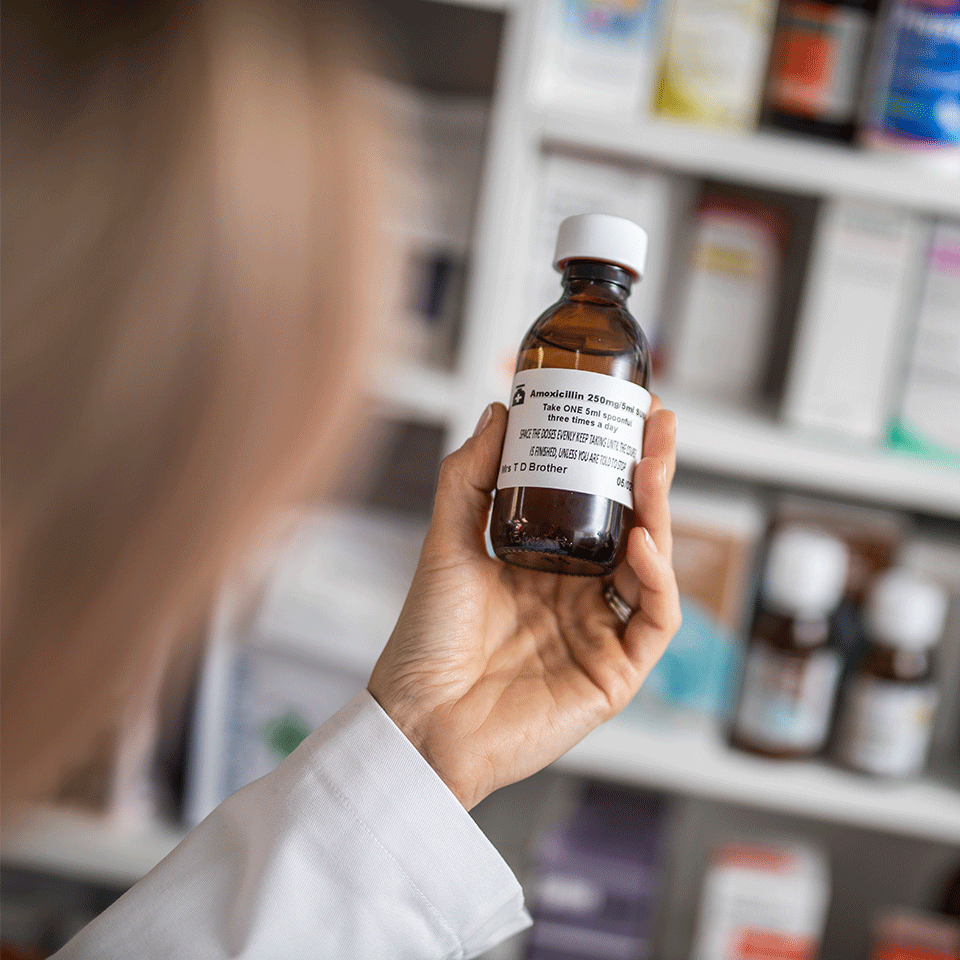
[490,214,652,577]
[763,0,880,142]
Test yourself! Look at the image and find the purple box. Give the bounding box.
[525,781,667,960]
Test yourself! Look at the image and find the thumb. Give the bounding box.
[425,402,508,559]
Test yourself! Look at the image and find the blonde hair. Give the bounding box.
[2,0,388,810]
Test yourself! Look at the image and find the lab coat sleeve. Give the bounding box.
[54,691,532,960]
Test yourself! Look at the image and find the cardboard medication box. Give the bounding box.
[783,199,928,442]
[526,782,667,960]
[889,220,960,463]
[691,841,831,960]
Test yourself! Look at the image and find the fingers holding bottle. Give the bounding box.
[609,395,677,608]
[607,398,681,669]
[610,456,679,619]
[642,397,677,490]
[423,402,508,564]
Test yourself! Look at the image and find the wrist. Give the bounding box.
[366,684,482,810]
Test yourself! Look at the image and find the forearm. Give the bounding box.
[54,692,530,960]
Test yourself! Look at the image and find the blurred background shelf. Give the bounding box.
[555,720,960,845]
[539,109,960,216]
[1,809,187,888]
[369,368,960,518]
[8,1,959,956]
[666,394,960,518]
[7,732,957,891]
[371,359,463,424]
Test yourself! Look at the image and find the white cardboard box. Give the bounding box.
[782,199,929,442]
[527,151,678,351]
[891,220,960,460]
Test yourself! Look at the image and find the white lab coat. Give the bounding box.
[54,692,532,959]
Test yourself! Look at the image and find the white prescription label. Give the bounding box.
[839,676,938,777]
[734,644,841,751]
[497,367,651,509]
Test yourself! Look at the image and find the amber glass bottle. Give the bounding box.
[491,214,651,576]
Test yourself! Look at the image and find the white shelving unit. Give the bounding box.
[539,109,960,217]
[667,394,960,518]
[5,0,958,927]
[367,0,960,870]
[372,358,462,425]
[556,721,960,845]
[453,0,960,501]
[1,808,187,887]
[449,0,960,874]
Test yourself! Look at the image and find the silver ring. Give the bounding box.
[602,582,635,625]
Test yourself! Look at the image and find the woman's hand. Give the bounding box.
[368,398,680,810]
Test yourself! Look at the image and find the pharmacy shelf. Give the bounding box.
[384,370,960,515]
[1,807,187,887]
[539,109,960,217]
[371,359,463,424]
[392,219,472,260]
[667,394,960,519]
[4,744,956,893]
[555,720,960,845]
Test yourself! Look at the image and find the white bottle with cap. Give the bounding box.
[732,525,850,758]
[491,213,653,577]
[837,569,948,778]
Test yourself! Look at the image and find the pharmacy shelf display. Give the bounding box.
[450,0,960,853]
[1,807,187,888]
[539,109,960,218]
[4,718,958,890]
[372,375,960,519]
[555,720,960,846]
[7,0,959,906]
[453,0,960,517]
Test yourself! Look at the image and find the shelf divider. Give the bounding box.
[1,807,187,887]
[666,393,960,518]
[555,719,960,845]
[539,108,960,217]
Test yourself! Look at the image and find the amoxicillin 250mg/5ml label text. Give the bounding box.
[497,367,652,509]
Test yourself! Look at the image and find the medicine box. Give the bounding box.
[664,193,784,405]
[531,0,664,117]
[526,781,667,960]
[889,220,960,463]
[691,841,830,960]
[782,198,928,442]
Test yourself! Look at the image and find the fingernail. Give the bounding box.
[472,404,493,439]
[642,527,658,553]
[660,460,667,484]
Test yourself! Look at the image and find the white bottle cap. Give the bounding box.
[553,213,648,280]
[866,568,949,651]
[762,525,849,619]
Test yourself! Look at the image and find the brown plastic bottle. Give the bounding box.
[836,568,947,778]
[731,525,849,760]
[491,214,651,577]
